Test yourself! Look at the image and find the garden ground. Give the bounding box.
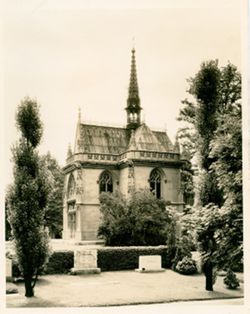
[6,269,244,308]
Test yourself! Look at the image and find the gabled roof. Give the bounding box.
[74,122,174,155]
[130,123,166,152]
[75,124,129,154]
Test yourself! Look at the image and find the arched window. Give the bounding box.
[149,168,162,199]
[99,171,113,193]
[67,174,76,199]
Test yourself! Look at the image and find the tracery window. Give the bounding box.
[67,174,76,199]
[149,168,162,199]
[99,171,113,193]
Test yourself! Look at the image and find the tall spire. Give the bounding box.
[128,48,140,101]
[126,48,142,130]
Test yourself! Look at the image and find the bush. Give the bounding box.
[98,190,175,246]
[176,256,197,275]
[231,261,243,273]
[43,251,74,274]
[171,235,192,270]
[224,269,240,289]
[97,246,171,271]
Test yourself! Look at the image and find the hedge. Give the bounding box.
[43,250,74,274]
[9,246,172,275]
[97,246,171,271]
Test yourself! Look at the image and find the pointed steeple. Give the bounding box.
[128,48,140,101]
[126,48,142,130]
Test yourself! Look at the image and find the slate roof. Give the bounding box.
[74,122,174,155]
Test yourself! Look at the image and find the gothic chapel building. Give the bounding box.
[63,49,184,241]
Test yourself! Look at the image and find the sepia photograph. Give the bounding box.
[2,0,248,313]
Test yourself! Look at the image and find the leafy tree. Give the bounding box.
[128,190,174,246]
[179,61,242,290]
[5,188,12,240]
[98,191,129,246]
[7,97,50,297]
[178,60,223,207]
[209,100,242,271]
[98,189,175,246]
[40,152,64,238]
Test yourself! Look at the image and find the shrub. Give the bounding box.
[171,235,192,270]
[176,256,197,275]
[98,189,175,246]
[223,269,240,289]
[97,246,171,271]
[43,251,74,274]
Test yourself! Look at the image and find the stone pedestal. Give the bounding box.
[71,249,101,275]
[6,258,12,281]
[135,255,165,273]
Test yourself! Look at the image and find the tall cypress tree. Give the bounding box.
[7,97,49,297]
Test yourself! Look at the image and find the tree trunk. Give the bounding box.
[204,260,213,291]
[24,276,34,297]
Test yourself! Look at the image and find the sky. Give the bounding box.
[3,0,243,186]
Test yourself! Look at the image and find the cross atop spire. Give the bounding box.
[126,48,142,130]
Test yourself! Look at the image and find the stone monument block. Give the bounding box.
[71,249,100,275]
[135,255,165,273]
[6,258,12,281]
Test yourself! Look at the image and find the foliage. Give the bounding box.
[197,203,243,272]
[171,236,192,271]
[97,246,171,271]
[128,190,174,246]
[12,247,171,274]
[5,192,12,240]
[223,269,240,289]
[180,160,195,206]
[179,206,199,250]
[178,61,242,288]
[43,251,74,274]
[178,60,224,206]
[16,98,43,147]
[98,189,175,246]
[210,103,242,205]
[176,128,195,206]
[176,256,197,275]
[7,97,50,297]
[40,152,64,238]
[176,126,197,161]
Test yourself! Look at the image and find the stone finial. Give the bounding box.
[78,107,81,123]
[174,136,180,153]
[142,112,146,123]
[67,143,73,158]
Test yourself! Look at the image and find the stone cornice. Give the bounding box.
[63,150,182,173]
[118,159,183,169]
[63,158,183,174]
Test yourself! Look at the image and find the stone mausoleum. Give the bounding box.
[63,49,184,241]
